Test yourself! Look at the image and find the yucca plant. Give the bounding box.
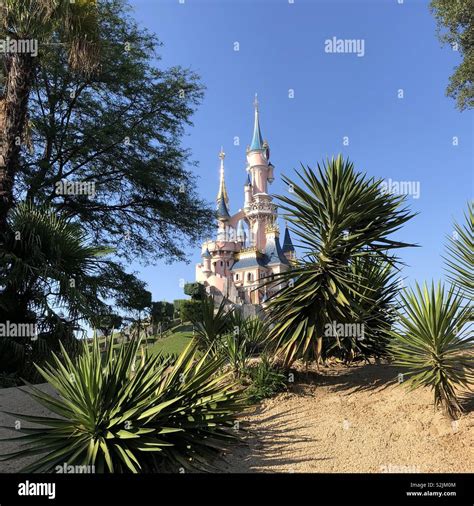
[390,282,473,420]
[244,356,287,403]
[241,317,270,355]
[191,296,233,353]
[445,202,474,300]
[0,336,246,472]
[324,255,401,362]
[218,333,249,378]
[266,155,415,367]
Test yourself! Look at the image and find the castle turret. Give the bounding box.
[201,247,212,275]
[244,173,252,209]
[282,224,296,262]
[245,95,277,251]
[236,219,247,245]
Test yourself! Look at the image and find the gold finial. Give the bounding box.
[217,146,229,205]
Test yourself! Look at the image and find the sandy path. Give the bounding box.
[221,363,474,473]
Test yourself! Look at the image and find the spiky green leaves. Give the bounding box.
[0,336,246,472]
[191,296,233,352]
[390,282,473,420]
[267,155,415,366]
[445,201,474,300]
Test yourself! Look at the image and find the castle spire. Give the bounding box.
[216,146,229,205]
[249,94,264,151]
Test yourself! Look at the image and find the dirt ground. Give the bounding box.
[0,363,472,473]
[220,362,474,473]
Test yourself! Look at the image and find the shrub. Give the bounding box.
[183,282,206,300]
[191,296,233,351]
[244,357,287,402]
[390,282,473,420]
[0,337,246,472]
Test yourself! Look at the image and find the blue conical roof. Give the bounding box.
[282,226,295,253]
[202,247,211,258]
[216,195,230,220]
[264,234,289,266]
[249,95,264,151]
[245,173,252,186]
[236,219,246,242]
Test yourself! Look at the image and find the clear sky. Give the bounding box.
[127,0,473,303]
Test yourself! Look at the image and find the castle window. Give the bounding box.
[247,273,253,282]
[235,274,239,280]
[220,261,223,266]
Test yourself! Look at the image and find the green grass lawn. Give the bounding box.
[148,331,194,356]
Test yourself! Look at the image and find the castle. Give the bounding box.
[195,97,295,305]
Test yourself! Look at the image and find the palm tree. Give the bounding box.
[266,155,416,367]
[445,202,474,300]
[0,201,111,381]
[0,0,99,234]
[390,282,473,420]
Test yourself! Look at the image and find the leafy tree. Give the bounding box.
[150,301,174,335]
[184,282,206,300]
[173,299,187,319]
[91,311,123,337]
[116,281,152,339]
[16,0,213,263]
[266,156,416,367]
[430,0,473,111]
[180,300,204,325]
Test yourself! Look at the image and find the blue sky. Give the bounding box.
[128,0,473,303]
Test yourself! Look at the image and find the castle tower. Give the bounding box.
[245,95,277,251]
